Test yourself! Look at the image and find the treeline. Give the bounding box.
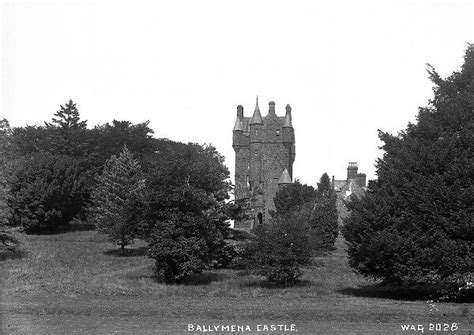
[0,99,341,284]
[0,101,238,283]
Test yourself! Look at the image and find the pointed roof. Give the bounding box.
[278,168,292,185]
[233,117,243,131]
[250,96,263,125]
[283,113,292,128]
[283,104,293,128]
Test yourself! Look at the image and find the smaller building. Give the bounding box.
[333,162,367,224]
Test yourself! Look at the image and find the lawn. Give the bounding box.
[1,225,471,334]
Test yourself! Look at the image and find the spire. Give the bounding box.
[278,168,292,185]
[250,96,263,124]
[283,104,293,128]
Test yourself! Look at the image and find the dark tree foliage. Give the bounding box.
[9,125,53,157]
[273,180,316,216]
[0,119,19,252]
[44,100,90,159]
[316,172,332,196]
[90,146,144,253]
[342,45,474,288]
[143,140,233,283]
[272,174,338,254]
[89,120,156,172]
[310,173,339,253]
[7,153,87,233]
[244,210,313,285]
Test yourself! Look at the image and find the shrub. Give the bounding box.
[244,210,313,285]
[7,153,87,233]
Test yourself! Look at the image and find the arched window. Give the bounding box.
[257,212,263,225]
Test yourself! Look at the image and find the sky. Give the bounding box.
[1,0,473,187]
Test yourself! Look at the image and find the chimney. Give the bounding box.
[347,162,358,180]
[268,101,275,114]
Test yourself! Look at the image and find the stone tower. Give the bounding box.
[232,98,295,231]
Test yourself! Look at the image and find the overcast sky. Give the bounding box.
[1,0,473,186]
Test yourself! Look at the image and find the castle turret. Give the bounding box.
[282,104,295,177]
[249,98,263,187]
[232,105,244,149]
[278,168,292,190]
[282,104,293,142]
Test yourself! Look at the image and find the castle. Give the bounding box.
[232,98,295,231]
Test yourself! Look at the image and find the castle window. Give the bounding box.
[257,212,263,225]
[276,130,280,136]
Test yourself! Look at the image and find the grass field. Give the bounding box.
[1,225,472,334]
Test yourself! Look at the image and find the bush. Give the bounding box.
[342,45,474,289]
[244,210,313,285]
[148,212,226,283]
[7,153,87,233]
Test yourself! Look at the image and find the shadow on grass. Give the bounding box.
[241,279,313,289]
[339,284,441,301]
[36,222,96,235]
[0,249,27,261]
[103,246,148,257]
[149,271,229,286]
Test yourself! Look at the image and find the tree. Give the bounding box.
[342,45,474,290]
[273,180,316,216]
[0,119,19,252]
[7,153,87,233]
[44,99,90,159]
[88,120,156,172]
[143,141,233,283]
[90,146,144,253]
[244,210,313,284]
[310,173,339,253]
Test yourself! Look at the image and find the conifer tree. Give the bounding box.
[310,173,339,252]
[90,146,144,253]
[342,45,474,290]
[45,99,89,158]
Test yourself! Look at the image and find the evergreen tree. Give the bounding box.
[342,45,474,290]
[244,209,313,285]
[143,141,233,283]
[7,153,86,233]
[45,99,89,158]
[310,173,339,253]
[90,146,144,253]
[273,180,316,216]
